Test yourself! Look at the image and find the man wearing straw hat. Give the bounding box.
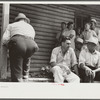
[79,36,100,82]
[2,13,39,82]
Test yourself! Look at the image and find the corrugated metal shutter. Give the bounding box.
[10,4,74,72]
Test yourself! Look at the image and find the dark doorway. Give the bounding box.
[75,13,91,35]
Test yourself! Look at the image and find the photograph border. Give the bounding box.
[0,0,100,99]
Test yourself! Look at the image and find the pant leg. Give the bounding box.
[8,36,27,82]
[22,38,39,80]
[9,45,24,82]
[51,66,64,83]
[23,57,31,79]
[65,72,80,83]
[94,72,100,81]
[79,67,93,83]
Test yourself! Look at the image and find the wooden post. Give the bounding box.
[0,4,10,79]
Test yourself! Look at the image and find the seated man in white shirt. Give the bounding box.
[50,36,80,83]
[79,36,100,83]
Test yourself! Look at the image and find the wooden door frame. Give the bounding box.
[0,3,10,79]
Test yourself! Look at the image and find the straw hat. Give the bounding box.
[15,13,30,23]
[91,19,97,24]
[86,36,98,45]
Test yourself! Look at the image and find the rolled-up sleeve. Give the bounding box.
[79,50,86,66]
[2,25,11,45]
[50,48,57,63]
[92,30,97,38]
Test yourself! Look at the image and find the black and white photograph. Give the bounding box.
[0,1,100,99]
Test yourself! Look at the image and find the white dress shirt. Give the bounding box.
[81,29,97,41]
[2,20,35,45]
[50,46,77,69]
[79,46,100,68]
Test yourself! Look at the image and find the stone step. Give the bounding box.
[28,78,54,82]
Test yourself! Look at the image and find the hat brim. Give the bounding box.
[86,40,97,45]
[90,20,97,24]
[15,17,30,23]
[76,41,83,44]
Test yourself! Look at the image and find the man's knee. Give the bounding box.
[69,72,80,83]
[74,75,80,82]
[51,66,61,73]
[51,66,64,83]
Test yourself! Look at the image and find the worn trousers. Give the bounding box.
[51,66,80,83]
[8,35,39,82]
[79,66,100,83]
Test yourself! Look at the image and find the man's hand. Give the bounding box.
[69,34,74,39]
[91,70,96,79]
[85,67,92,76]
[58,65,71,75]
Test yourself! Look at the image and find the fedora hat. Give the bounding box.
[15,13,30,23]
[86,36,98,45]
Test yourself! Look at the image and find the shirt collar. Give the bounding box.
[59,46,70,53]
[84,29,91,32]
[84,45,97,54]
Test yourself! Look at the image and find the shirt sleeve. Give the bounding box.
[80,31,84,40]
[79,49,86,66]
[50,48,58,63]
[92,30,97,38]
[70,30,76,39]
[2,25,11,45]
[97,53,100,68]
[72,30,76,36]
[97,30,100,42]
[71,48,77,67]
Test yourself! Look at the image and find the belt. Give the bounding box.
[12,34,34,40]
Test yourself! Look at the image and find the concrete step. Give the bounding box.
[28,78,54,82]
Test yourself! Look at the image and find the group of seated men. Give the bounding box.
[49,19,100,83]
